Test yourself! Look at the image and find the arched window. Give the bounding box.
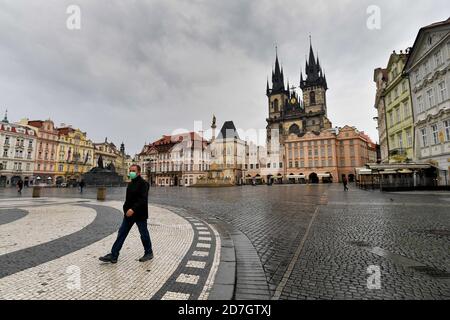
[310,91,316,105]
[289,124,300,135]
[274,99,279,113]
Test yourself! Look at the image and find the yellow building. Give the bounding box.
[383,50,414,163]
[55,126,94,185]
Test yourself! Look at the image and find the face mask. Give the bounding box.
[129,172,138,180]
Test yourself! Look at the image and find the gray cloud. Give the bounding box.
[1,0,449,155]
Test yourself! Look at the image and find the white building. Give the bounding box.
[138,132,210,187]
[404,18,450,185]
[0,113,37,187]
[243,141,267,185]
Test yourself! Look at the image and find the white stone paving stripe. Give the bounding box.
[176,273,200,285]
[161,292,190,300]
[192,251,209,257]
[198,225,221,300]
[198,237,212,242]
[186,261,206,269]
[196,243,211,249]
[198,231,210,235]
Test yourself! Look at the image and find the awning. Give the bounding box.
[357,169,373,175]
[398,169,413,174]
[380,169,397,175]
[367,163,433,170]
[318,174,331,178]
[288,175,306,179]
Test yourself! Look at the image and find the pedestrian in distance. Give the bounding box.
[99,164,154,264]
[79,180,86,193]
[17,179,24,194]
[342,176,349,191]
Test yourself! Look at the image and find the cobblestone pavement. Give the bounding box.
[1,185,449,300]
[0,197,220,300]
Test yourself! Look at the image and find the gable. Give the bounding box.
[406,21,450,71]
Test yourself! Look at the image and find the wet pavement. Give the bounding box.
[1,184,449,299]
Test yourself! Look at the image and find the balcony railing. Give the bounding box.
[389,148,407,157]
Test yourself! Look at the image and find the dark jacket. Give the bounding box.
[123,175,149,221]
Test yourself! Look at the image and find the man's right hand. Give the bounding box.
[126,209,134,218]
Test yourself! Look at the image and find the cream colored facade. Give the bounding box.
[209,121,246,185]
[138,132,210,187]
[1,115,37,187]
[244,142,267,184]
[55,126,95,185]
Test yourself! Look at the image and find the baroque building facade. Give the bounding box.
[0,112,37,187]
[138,132,210,187]
[19,119,59,185]
[93,138,127,179]
[382,51,415,163]
[55,126,95,186]
[404,18,450,185]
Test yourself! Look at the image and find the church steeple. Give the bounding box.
[300,37,328,90]
[2,109,8,123]
[270,48,285,94]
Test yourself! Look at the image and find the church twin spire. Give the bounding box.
[301,39,328,90]
[267,38,327,95]
[270,48,286,94]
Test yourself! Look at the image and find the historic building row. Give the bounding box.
[0,114,130,187]
[374,18,450,185]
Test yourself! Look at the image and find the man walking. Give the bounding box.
[17,179,24,194]
[342,176,349,191]
[79,180,85,193]
[99,165,153,264]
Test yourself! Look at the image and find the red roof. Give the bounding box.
[149,132,207,147]
[28,120,44,128]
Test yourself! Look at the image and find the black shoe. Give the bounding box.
[139,253,154,262]
[99,254,117,264]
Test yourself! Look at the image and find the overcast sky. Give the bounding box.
[1,0,449,155]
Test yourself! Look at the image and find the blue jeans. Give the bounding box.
[111,217,153,259]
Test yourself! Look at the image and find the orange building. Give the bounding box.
[282,126,377,184]
[20,119,59,185]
